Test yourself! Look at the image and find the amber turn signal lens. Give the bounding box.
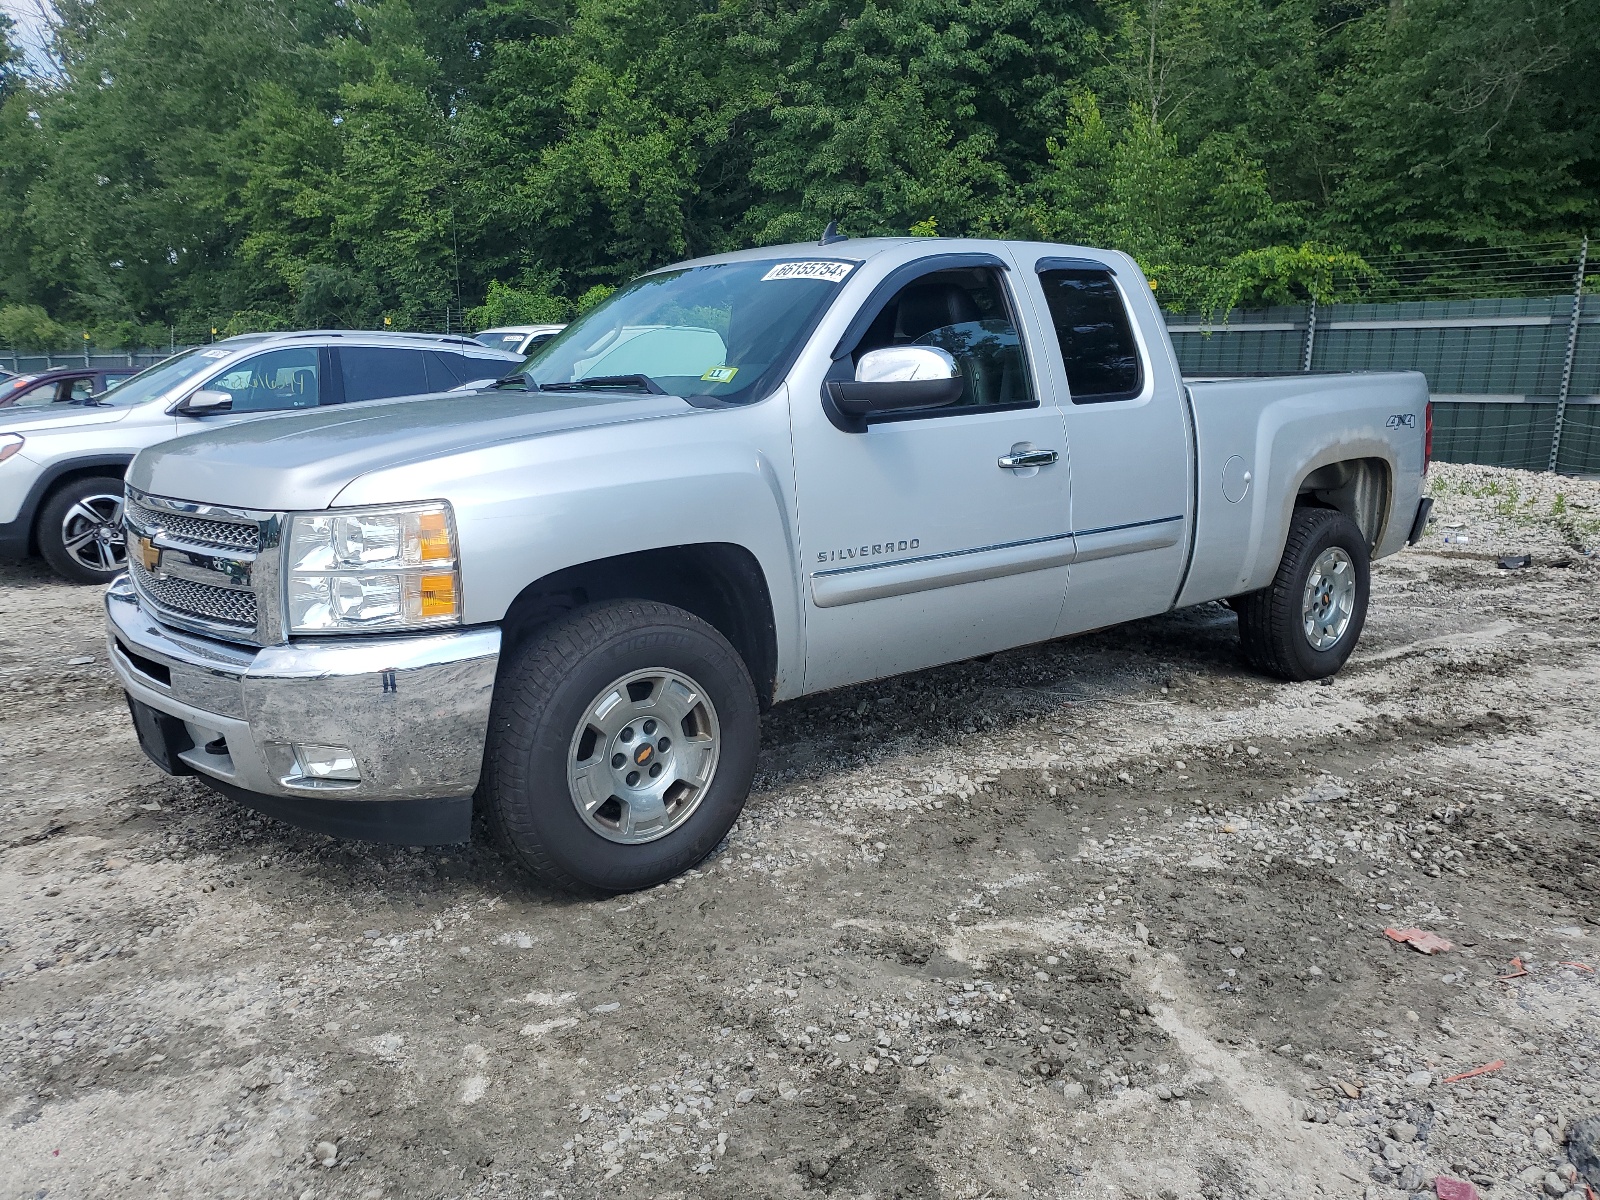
[417,572,457,618]
[418,511,453,562]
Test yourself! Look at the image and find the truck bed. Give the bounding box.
[1175,371,1430,608]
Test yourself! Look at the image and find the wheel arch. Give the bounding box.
[498,542,780,709]
[25,456,135,554]
[1294,455,1392,550]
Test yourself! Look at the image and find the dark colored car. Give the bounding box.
[1,366,139,408]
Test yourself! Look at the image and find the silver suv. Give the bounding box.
[0,331,520,583]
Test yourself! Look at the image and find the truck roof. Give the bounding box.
[211,330,513,354]
[652,236,1137,278]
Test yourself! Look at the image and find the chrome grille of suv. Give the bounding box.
[129,558,259,628]
[126,500,260,552]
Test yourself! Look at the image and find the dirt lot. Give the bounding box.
[4,461,1600,1200]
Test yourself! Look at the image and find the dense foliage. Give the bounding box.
[0,0,1594,345]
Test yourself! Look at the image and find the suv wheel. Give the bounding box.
[480,599,760,894]
[1236,506,1370,681]
[38,476,127,584]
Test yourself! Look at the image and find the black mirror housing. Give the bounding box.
[826,377,964,416]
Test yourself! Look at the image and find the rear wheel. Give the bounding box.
[38,476,127,584]
[480,599,759,894]
[1236,506,1370,681]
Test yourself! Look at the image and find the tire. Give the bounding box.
[38,476,128,585]
[479,599,760,894]
[1236,506,1370,681]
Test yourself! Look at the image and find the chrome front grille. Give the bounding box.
[124,488,283,645]
[126,500,260,552]
[129,557,258,628]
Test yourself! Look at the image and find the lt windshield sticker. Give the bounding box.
[760,260,855,283]
[199,349,230,359]
[700,366,739,383]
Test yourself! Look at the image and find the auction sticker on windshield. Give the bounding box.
[760,261,855,283]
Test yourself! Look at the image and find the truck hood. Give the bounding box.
[128,389,699,511]
[0,402,134,435]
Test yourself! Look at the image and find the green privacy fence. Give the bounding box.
[1164,258,1598,475]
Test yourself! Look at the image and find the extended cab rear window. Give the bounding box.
[1037,266,1143,404]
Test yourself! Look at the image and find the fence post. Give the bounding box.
[1549,235,1589,472]
[1301,297,1317,373]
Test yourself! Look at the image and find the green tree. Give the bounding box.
[467,279,571,329]
[1321,0,1600,249]
[0,0,1595,338]
[0,16,44,307]
[0,303,69,350]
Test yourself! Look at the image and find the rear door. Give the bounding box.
[334,347,433,403]
[1023,254,1192,635]
[788,251,1073,692]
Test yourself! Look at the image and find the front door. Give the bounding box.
[790,255,1073,692]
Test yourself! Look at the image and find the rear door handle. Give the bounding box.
[998,449,1058,469]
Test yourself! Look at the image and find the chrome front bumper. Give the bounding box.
[106,575,501,804]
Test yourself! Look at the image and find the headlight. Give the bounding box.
[0,434,23,464]
[286,502,461,633]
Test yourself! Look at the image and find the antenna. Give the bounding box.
[819,220,846,246]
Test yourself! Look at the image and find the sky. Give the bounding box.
[2,0,55,69]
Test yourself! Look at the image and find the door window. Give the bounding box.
[205,347,322,411]
[10,379,61,407]
[426,350,499,391]
[339,347,431,403]
[1037,268,1144,403]
[849,267,1034,413]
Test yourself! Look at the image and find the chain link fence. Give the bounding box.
[1164,238,1596,475]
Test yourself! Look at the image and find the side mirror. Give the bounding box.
[179,389,234,415]
[826,347,964,428]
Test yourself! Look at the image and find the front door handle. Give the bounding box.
[998,448,1059,469]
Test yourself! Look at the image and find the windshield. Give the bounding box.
[91,346,240,407]
[479,331,530,353]
[513,259,855,403]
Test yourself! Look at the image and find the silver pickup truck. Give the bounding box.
[105,237,1432,893]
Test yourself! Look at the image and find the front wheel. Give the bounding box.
[38,476,127,584]
[1236,506,1370,681]
[479,599,760,894]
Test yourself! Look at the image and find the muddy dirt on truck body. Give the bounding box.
[3,461,1600,1200]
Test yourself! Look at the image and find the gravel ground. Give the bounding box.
[3,461,1600,1200]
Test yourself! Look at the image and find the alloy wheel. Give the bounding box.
[564,667,722,844]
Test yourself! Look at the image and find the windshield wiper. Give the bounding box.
[491,375,531,390]
[539,374,666,395]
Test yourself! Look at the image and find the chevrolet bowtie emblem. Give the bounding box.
[136,536,162,574]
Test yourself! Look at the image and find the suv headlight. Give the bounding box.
[286,502,461,633]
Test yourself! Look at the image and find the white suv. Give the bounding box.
[473,325,566,356]
[0,330,520,583]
